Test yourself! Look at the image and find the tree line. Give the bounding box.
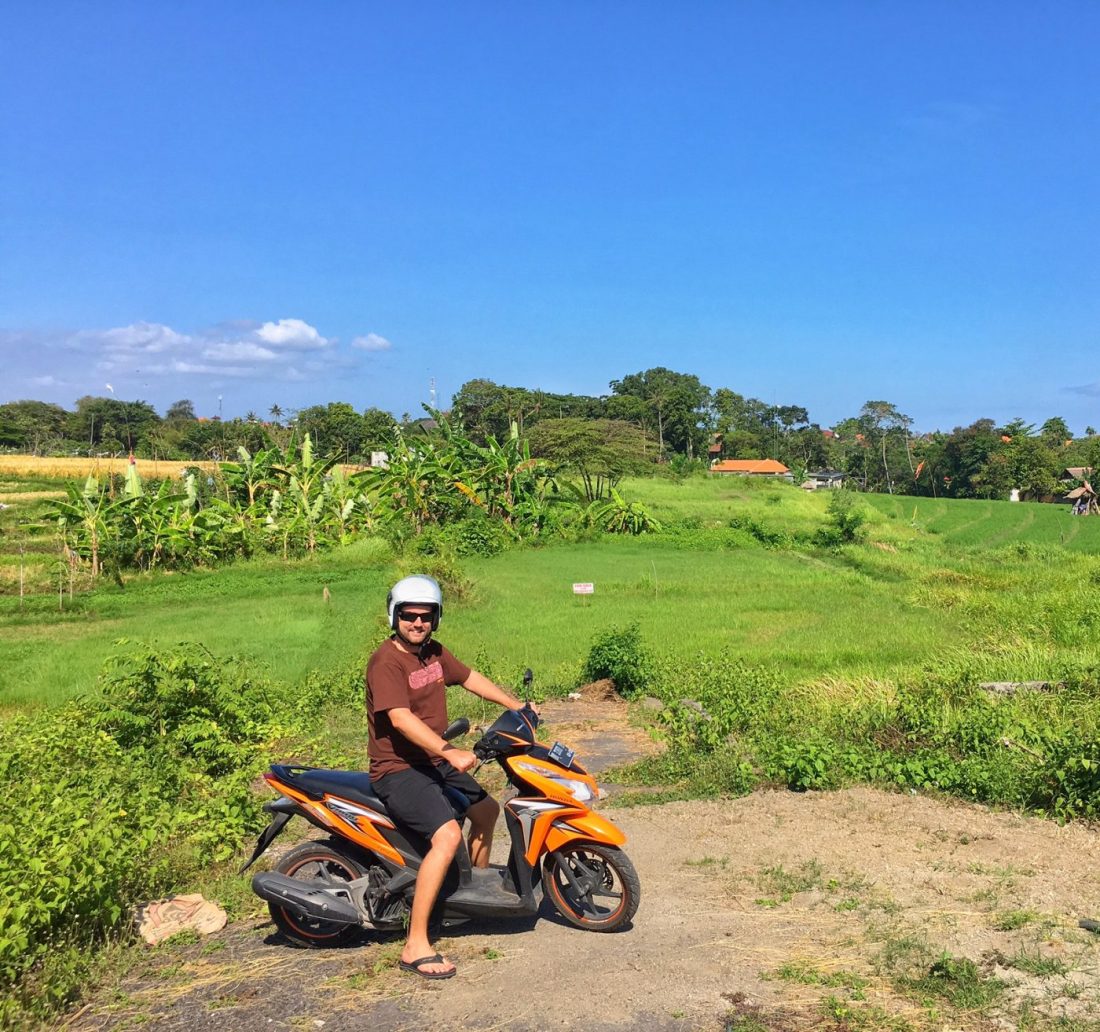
[3,368,1098,499]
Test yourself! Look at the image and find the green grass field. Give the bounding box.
[0,539,396,709]
[863,492,1100,550]
[2,474,1099,710]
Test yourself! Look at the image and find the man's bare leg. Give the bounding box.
[466,796,500,868]
[402,820,461,975]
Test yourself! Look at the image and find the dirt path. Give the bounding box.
[64,696,1100,1031]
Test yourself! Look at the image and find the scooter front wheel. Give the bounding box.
[542,843,640,931]
[269,840,364,947]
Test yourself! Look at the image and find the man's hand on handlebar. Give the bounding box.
[444,746,479,773]
[520,701,541,724]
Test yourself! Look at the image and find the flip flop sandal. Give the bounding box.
[399,953,457,980]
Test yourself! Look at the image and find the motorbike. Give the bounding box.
[241,673,640,946]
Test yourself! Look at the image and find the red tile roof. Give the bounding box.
[709,459,790,474]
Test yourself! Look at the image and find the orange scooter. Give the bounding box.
[242,676,640,945]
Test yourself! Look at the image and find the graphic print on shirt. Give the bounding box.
[408,660,443,692]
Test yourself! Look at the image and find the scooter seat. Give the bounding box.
[287,768,470,823]
[292,769,388,812]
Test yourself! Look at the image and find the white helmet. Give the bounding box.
[387,575,443,631]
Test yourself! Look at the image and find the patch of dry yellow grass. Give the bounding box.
[0,490,66,502]
[0,455,215,480]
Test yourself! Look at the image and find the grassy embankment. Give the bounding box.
[4,472,1100,709]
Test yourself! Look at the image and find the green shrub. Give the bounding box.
[0,641,365,1023]
[589,489,663,535]
[581,623,654,697]
[444,511,511,557]
[814,490,867,548]
[728,514,793,549]
[90,643,276,776]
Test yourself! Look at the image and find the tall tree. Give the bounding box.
[0,400,68,451]
[858,400,912,494]
[609,368,710,458]
[1040,416,1071,448]
[165,399,196,421]
[528,418,653,500]
[297,402,368,461]
[66,396,160,452]
[361,407,397,454]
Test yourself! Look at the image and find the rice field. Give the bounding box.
[0,454,215,479]
[861,492,1100,551]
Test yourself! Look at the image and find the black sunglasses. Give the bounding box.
[397,609,434,624]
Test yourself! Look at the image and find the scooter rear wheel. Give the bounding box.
[542,843,640,931]
[269,840,364,947]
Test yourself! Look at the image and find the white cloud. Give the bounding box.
[4,316,383,397]
[202,341,278,363]
[89,321,190,355]
[255,318,330,350]
[351,332,392,352]
[171,360,255,377]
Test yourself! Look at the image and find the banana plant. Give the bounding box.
[357,426,463,532]
[220,444,280,509]
[272,434,340,553]
[590,489,663,535]
[45,475,136,577]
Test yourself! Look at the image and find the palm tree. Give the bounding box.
[246,410,258,423]
[269,403,283,425]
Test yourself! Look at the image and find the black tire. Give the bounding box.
[542,843,640,931]
[269,840,364,947]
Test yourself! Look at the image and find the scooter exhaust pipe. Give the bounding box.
[252,872,361,926]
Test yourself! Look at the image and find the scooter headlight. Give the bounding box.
[555,777,594,803]
[515,762,594,803]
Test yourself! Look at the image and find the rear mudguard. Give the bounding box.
[239,798,299,873]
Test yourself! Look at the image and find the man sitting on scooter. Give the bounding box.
[366,574,529,980]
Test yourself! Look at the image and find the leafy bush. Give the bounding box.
[581,623,655,697]
[728,514,793,549]
[814,490,867,548]
[444,511,511,557]
[0,641,364,1024]
[90,644,276,775]
[644,650,1100,819]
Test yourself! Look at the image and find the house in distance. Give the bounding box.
[708,458,792,481]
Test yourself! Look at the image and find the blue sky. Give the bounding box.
[2,2,1098,433]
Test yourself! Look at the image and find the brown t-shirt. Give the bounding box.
[365,637,472,780]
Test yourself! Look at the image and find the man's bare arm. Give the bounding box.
[461,669,526,710]
[387,707,477,772]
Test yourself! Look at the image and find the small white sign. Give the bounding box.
[572,582,595,595]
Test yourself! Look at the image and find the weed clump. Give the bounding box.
[582,623,654,698]
[814,489,868,548]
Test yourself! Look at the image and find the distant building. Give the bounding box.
[709,458,792,480]
[802,470,846,490]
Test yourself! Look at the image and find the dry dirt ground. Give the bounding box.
[62,695,1100,1032]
